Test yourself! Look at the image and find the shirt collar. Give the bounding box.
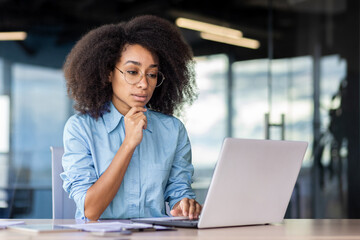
[102,102,123,133]
[144,108,153,133]
[102,102,153,133]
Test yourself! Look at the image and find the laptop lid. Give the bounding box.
[197,138,308,228]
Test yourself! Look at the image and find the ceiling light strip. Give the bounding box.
[200,32,260,49]
[0,32,27,41]
[176,17,243,39]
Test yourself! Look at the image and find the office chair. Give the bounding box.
[50,146,77,219]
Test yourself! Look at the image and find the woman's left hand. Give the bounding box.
[170,198,202,219]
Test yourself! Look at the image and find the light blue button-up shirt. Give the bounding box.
[60,102,196,219]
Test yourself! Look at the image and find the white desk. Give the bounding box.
[1,219,360,239]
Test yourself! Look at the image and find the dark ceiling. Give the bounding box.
[0,0,349,68]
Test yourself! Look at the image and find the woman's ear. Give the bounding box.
[108,71,113,82]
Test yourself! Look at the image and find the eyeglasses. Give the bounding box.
[114,66,165,87]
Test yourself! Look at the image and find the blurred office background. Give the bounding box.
[0,0,359,219]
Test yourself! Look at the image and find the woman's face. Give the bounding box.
[110,44,159,115]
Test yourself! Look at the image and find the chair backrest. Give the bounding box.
[50,146,77,219]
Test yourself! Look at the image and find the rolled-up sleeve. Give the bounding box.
[60,116,98,219]
[164,120,196,210]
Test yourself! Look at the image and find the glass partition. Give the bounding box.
[0,61,71,218]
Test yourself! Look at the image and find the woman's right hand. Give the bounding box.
[123,107,147,148]
[85,106,147,221]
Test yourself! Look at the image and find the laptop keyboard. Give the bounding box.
[167,218,199,224]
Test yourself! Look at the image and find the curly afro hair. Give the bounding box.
[63,15,198,119]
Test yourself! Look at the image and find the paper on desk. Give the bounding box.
[0,221,25,229]
[60,221,154,232]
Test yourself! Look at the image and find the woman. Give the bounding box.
[60,15,202,221]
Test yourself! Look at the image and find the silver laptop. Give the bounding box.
[132,138,308,229]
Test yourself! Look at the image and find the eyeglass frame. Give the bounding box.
[114,66,165,87]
